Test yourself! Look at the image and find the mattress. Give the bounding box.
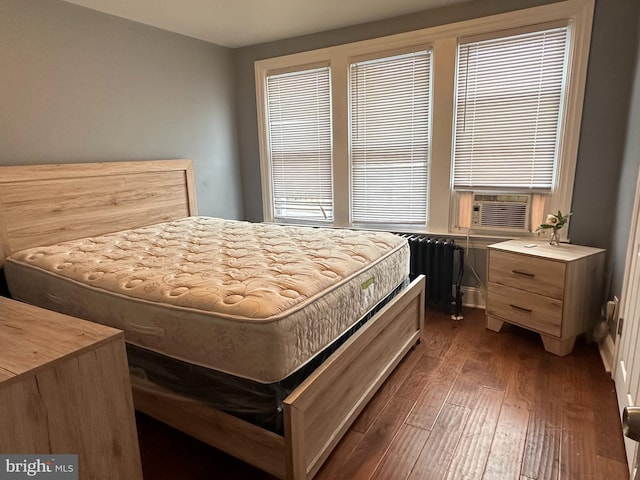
[126,281,407,434]
[6,216,409,383]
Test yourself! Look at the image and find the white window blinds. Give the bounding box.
[452,26,569,190]
[350,51,432,225]
[266,66,333,221]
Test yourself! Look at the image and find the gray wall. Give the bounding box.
[610,13,640,303]
[571,0,640,252]
[0,0,243,219]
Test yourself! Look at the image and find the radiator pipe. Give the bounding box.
[452,245,464,320]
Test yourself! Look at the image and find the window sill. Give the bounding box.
[266,219,550,250]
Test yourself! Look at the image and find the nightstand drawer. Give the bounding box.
[489,250,565,299]
[487,283,563,337]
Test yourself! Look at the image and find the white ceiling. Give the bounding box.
[62,0,467,48]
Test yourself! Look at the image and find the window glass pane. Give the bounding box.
[452,27,569,190]
[266,67,333,221]
[350,51,432,225]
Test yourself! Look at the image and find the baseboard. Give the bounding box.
[460,285,485,309]
[598,334,616,374]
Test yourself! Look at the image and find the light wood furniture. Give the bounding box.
[0,159,196,267]
[0,296,142,479]
[486,239,605,356]
[0,160,424,480]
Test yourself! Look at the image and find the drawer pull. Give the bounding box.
[512,269,535,278]
[510,304,533,313]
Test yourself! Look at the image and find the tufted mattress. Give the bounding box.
[5,217,409,383]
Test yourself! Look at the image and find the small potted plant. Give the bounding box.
[536,211,571,245]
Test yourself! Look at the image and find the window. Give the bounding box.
[451,26,570,232]
[255,0,593,235]
[350,51,432,225]
[452,26,569,191]
[265,66,333,222]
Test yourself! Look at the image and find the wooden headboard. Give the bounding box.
[0,159,197,266]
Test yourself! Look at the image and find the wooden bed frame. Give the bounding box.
[0,159,425,479]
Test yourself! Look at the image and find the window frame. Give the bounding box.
[349,48,433,227]
[265,64,334,223]
[255,0,594,237]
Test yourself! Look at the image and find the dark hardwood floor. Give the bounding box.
[136,307,629,479]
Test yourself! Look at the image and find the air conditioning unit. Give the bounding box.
[471,193,531,232]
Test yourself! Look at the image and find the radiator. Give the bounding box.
[398,234,464,318]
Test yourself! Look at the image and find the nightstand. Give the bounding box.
[0,297,142,479]
[486,240,605,356]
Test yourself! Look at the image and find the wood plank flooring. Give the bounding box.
[136,307,629,479]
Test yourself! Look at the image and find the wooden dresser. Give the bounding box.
[486,240,605,356]
[0,297,143,479]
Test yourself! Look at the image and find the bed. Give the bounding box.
[0,159,425,479]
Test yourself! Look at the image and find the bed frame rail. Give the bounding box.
[132,378,287,478]
[285,275,424,479]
